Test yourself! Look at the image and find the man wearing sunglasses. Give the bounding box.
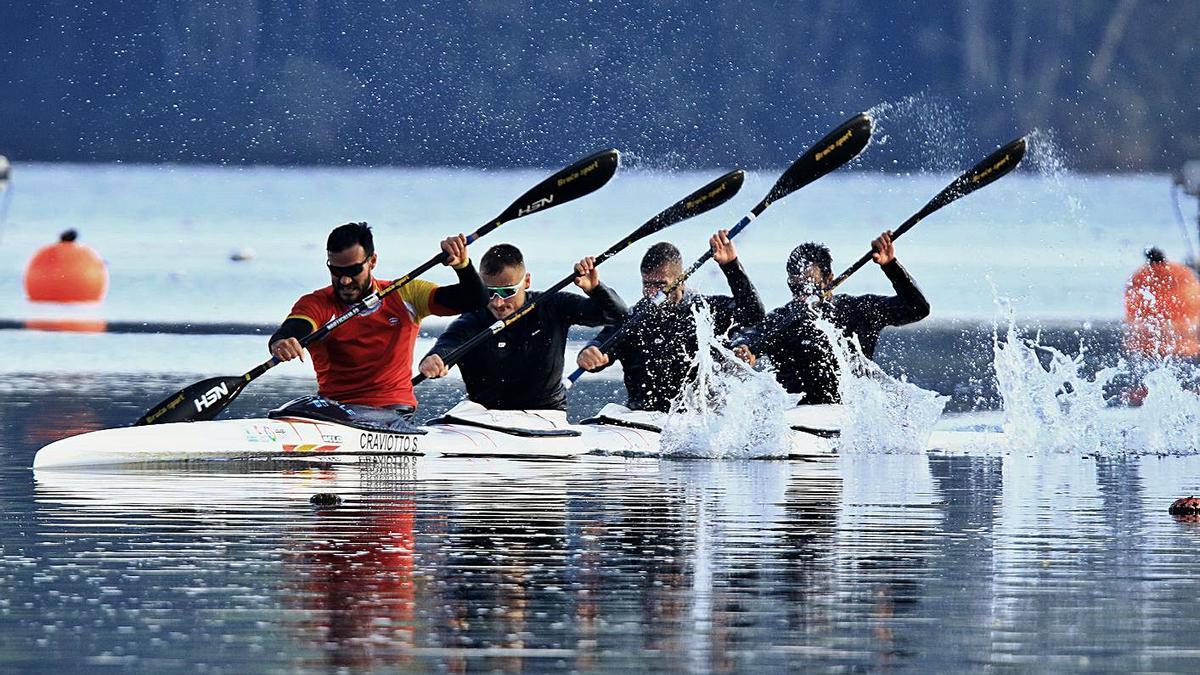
[574,230,765,412]
[730,231,929,405]
[267,222,487,417]
[417,243,627,411]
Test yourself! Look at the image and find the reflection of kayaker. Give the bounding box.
[1123,247,1200,360]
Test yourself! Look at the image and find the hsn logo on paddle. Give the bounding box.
[193,383,230,412]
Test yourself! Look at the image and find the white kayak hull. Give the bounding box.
[32,401,837,469]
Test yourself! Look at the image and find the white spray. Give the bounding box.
[991,313,1200,455]
[811,312,948,454]
[659,302,793,459]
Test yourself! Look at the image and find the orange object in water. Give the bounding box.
[23,230,108,302]
[23,318,107,333]
[1124,259,1200,357]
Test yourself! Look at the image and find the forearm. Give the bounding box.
[578,282,629,326]
[882,259,930,322]
[431,260,487,313]
[720,258,766,327]
[269,318,313,346]
[425,313,485,361]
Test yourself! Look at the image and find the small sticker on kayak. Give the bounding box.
[245,424,287,443]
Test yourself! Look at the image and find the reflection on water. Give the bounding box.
[6,373,1200,670]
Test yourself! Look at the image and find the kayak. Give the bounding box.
[31,400,838,469]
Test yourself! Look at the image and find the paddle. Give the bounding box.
[411,168,747,386]
[824,136,1027,293]
[564,112,875,387]
[135,148,621,426]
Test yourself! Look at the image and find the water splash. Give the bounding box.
[865,94,969,172]
[659,302,792,459]
[1129,367,1200,453]
[991,316,1200,455]
[812,313,948,454]
[1023,128,1086,226]
[992,321,1122,454]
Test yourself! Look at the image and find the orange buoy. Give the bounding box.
[24,229,108,302]
[1169,496,1200,523]
[1169,496,1200,515]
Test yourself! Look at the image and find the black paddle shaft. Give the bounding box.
[826,136,1027,292]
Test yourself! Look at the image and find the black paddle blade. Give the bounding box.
[922,136,1027,217]
[759,112,874,212]
[134,374,248,425]
[634,169,745,240]
[490,148,620,227]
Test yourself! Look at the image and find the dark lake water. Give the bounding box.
[5,371,1200,671]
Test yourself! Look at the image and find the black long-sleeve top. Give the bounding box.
[733,259,929,405]
[587,258,765,412]
[426,283,627,411]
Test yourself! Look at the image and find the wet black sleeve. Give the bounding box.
[554,282,629,327]
[425,311,488,361]
[729,305,792,353]
[865,259,930,329]
[269,318,313,346]
[583,322,623,372]
[430,260,488,313]
[717,257,766,333]
[580,291,648,369]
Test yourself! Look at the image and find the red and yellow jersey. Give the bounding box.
[288,278,451,407]
[1124,262,1200,358]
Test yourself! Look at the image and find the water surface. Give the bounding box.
[5,370,1200,671]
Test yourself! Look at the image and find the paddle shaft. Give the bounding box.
[652,207,762,303]
[249,249,454,381]
[824,207,928,291]
[825,136,1027,293]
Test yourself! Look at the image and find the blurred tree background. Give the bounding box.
[0,0,1195,170]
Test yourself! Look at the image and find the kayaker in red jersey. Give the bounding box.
[268,222,487,418]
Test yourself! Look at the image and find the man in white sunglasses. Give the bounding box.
[418,243,627,410]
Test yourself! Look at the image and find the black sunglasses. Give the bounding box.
[327,260,369,278]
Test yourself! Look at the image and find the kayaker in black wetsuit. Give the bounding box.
[576,230,766,412]
[732,230,929,405]
[418,243,627,411]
